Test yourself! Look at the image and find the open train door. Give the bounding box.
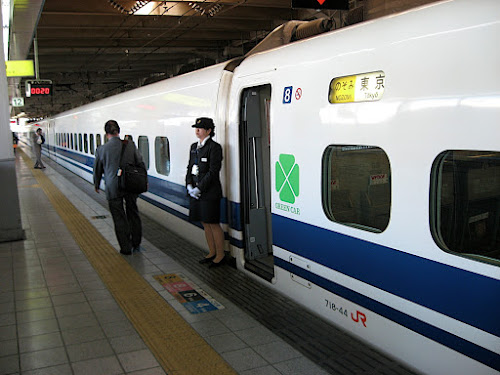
[240,85,275,281]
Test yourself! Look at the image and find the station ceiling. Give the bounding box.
[7,0,434,119]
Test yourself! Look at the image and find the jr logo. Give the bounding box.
[276,154,299,204]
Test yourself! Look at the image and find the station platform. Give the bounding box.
[0,147,417,375]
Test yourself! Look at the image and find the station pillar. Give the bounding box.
[0,6,25,242]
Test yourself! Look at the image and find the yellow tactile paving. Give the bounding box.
[19,149,237,375]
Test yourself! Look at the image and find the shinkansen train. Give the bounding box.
[23,0,500,373]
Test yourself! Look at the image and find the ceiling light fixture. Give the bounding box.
[129,1,151,15]
[188,2,224,17]
[189,2,205,16]
[207,3,223,17]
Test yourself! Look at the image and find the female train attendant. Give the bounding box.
[186,117,225,268]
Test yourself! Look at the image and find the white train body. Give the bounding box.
[31,0,500,373]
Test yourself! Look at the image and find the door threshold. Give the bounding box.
[244,256,275,282]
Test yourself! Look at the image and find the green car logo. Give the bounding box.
[276,154,299,204]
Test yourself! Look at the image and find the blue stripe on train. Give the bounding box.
[274,257,500,372]
[272,214,500,338]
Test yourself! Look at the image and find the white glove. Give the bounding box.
[187,184,194,195]
[190,187,201,199]
[191,164,199,176]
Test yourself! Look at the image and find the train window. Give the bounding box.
[322,145,391,232]
[84,134,89,153]
[90,134,95,155]
[138,136,149,170]
[73,133,76,150]
[104,133,108,144]
[96,134,102,148]
[431,151,500,265]
[78,133,83,152]
[155,136,170,176]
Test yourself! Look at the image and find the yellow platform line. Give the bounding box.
[19,149,236,375]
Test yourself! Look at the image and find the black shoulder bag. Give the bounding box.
[118,141,148,194]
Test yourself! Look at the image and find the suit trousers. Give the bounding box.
[34,146,45,168]
[108,193,142,252]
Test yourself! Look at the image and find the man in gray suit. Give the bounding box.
[93,120,144,255]
[32,128,46,169]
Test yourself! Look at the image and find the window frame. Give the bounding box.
[155,136,171,176]
[430,150,500,266]
[78,133,83,152]
[138,136,150,170]
[84,134,89,153]
[90,134,95,155]
[321,144,392,233]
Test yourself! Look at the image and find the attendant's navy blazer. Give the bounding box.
[185,137,223,201]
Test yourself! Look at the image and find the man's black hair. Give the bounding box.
[104,120,120,135]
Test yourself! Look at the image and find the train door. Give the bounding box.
[240,85,274,281]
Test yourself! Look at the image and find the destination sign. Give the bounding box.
[329,71,386,104]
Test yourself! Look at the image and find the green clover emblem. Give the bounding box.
[276,154,299,204]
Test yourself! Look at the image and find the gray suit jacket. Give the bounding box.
[32,132,43,154]
[93,136,144,200]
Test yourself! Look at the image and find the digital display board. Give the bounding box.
[292,0,349,10]
[30,83,53,96]
[25,80,53,97]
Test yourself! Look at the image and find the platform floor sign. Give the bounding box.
[154,273,224,314]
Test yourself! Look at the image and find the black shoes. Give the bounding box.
[208,258,225,268]
[199,255,215,264]
[199,255,225,268]
[120,245,142,255]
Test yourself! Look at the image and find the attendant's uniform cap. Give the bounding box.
[191,117,215,129]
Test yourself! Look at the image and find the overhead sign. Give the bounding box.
[12,97,24,107]
[329,71,386,104]
[5,60,35,77]
[292,0,349,10]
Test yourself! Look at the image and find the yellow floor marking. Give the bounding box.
[19,149,236,375]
